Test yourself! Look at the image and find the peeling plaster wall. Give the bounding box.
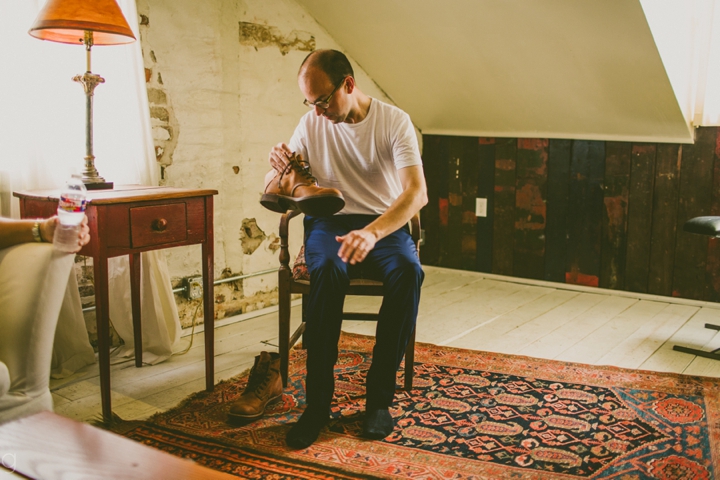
[135,0,402,324]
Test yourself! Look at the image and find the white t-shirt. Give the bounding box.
[288,98,422,215]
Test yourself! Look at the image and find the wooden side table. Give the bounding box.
[14,185,218,423]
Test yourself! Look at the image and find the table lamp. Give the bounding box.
[28,0,136,190]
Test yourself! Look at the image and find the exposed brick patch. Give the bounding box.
[172,273,279,327]
[239,22,315,56]
[239,218,266,255]
[150,106,170,122]
[137,7,178,182]
[147,88,167,104]
[267,233,280,252]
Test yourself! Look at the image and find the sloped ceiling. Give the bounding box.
[297,0,693,143]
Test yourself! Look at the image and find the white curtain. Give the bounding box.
[0,0,181,372]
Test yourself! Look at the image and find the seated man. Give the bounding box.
[267,49,427,449]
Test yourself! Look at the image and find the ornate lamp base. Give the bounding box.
[84,181,114,190]
[81,154,113,190]
[74,63,114,190]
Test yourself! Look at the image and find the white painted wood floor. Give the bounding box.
[50,265,720,424]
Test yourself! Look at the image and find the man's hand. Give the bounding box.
[268,142,294,172]
[336,229,378,264]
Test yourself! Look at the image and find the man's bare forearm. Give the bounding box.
[364,177,427,241]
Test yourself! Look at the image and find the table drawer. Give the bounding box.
[130,203,188,248]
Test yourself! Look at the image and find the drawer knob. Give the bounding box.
[152,218,168,232]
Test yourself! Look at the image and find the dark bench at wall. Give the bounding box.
[673,217,720,361]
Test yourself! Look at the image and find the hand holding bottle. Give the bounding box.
[46,214,90,253]
[54,174,89,253]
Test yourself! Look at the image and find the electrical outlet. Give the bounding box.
[476,198,488,217]
[183,276,203,300]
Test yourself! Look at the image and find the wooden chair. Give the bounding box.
[277,210,421,391]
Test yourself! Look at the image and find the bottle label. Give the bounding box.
[58,194,86,213]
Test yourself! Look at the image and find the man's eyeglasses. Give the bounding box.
[303,78,345,109]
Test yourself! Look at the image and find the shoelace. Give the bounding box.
[245,362,271,394]
[278,158,317,185]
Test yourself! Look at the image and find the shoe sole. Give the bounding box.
[260,193,345,217]
[227,393,283,421]
[260,194,292,214]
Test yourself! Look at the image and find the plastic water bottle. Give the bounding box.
[54,174,87,252]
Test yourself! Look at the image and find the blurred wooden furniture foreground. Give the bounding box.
[0,411,236,479]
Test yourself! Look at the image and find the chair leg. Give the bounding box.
[404,327,415,391]
[300,294,309,349]
[278,278,292,388]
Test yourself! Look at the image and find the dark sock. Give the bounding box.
[362,408,394,440]
[286,408,330,449]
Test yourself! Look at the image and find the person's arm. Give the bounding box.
[0,217,56,250]
[336,164,428,264]
[0,215,90,252]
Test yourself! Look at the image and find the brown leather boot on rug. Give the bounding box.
[261,156,345,217]
[228,351,283,422]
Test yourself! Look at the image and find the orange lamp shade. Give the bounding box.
[28,0,136,45]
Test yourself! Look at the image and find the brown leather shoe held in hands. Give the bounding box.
[228,351,283,422]
[261,157,345,217]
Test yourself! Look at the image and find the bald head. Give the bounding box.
[299,49,354,86]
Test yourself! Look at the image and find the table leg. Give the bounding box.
[94,255,112,423]
[129,253,142,368]
[203,197,215,391]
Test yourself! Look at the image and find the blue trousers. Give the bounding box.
[303,214,424,413]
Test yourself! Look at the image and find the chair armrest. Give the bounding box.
[278,209,302,239]
[410,213,421,251]
[0,362,9,398]
[279,210,302,269]
[684,216,720,238]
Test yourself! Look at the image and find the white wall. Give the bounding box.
[135,0,402,316]
[296,0,693,143]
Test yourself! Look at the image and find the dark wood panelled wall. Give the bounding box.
[421,127,720,302]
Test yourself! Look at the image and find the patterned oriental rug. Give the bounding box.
[113,333,720,479]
